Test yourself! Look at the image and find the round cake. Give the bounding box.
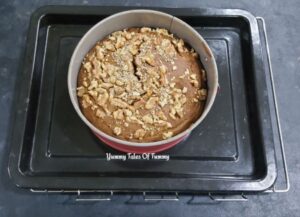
[77,27,207,142]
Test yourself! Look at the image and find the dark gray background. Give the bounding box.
[0,0,299,216]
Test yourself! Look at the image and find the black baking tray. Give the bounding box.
[8,6,277,193]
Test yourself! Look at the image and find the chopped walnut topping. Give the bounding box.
[77,86,86,97]
[88,90,98,97]
[124,109,133,117]
[110,98,128,108]
[184,69,190,75]
[114,85,124,95]
[190,74,197,80]
[190,80,199,87]
[169,107,177,120]
[83,62,92,72]
[124,32,132,40]
[160,65,167,74]
[78,27,206,142]
[96,109,106,118]
[129,45,138,55]
[104,41,115,51]
[170,82,176,88]
[145,97,159,109]
[115,35,126,49]
[145,54,156,66]
[113,127,122,135]
[156,28,169,36]
[109,76,116,84]
[91,104,98,111]
[109,36,116,41]
[82,94,93,108]
[159,97,168,108]
[113,109,124,120]
[95,46,105,60]
[115,80,124,86]
[141,27,152,33]
[142,114,154,124]
[155,120,172,128]
[157,111,167,121]
[134,129,146,139]
[191,49,198,57]
[97,91,109,106]
[163,131,173,139]
[88,79,98,90]
[100,83,113,89]
[176,39,185,53]
[199,89,207,100]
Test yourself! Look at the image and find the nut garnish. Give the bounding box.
[96,109,106,118]
[113,127,122,135]
[104,41,115,51]
[124,109,133,117]
[145,97,158,109]
[113,109,124,120]
[134,129,146,140]
[184,69,190,75]
[190,74,197,80]
[97,91,109,106]
[157,111,167,121]
[199,89,207,100]
[77,27,206,142]
[163,131,173,139]
[142,114,154,124]
[83,62,92,72]
[77,86,86,97]
[110,98,128,108]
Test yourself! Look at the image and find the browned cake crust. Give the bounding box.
[77,27,207,142]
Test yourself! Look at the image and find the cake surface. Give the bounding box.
[77,27,207,142]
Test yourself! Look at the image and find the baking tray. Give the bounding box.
[8,6,285,194]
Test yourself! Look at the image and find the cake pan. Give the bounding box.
[68,9,218,152]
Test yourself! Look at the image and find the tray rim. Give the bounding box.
[7,5,277,193]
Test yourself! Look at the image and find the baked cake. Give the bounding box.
[77,27,207,142]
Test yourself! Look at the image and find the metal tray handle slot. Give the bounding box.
[208,193,247,202]
[143,192,179,201]
[75,190,113,201]
[256,17,290,193]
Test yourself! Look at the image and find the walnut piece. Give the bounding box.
[97,91,109,106]
[96,109,106,118]
[110,98,128,108]
[113,127,122,135]
[142,114,154,124]
[77,86,86,97]
[134,129,146,139]
[199,89,207,100]
[163,131,173,139]
[113,109,124,120]
[145,97,158,109]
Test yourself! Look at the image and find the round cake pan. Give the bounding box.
[68,9,218,153]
